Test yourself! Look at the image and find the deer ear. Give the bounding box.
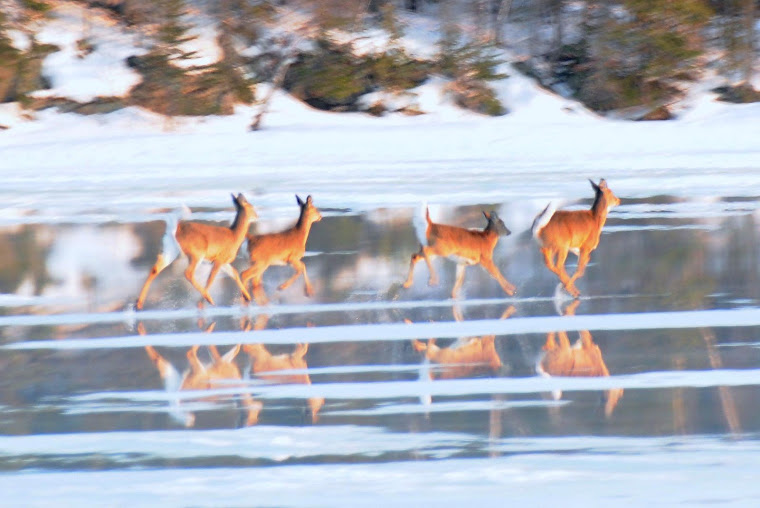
[483,211,491,220]
[306,195,313,204]
[598,179,608,188]
[232,193,241,207]
[589,179,600,192]
[296,195,304,206]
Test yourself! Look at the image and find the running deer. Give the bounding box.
[135,193,257,310]
[402,208,516,299]
[537,299,623,417]
[140,322,262,427]
[242,315,324,422]
[410,306,514,380]
[241,195,322,305]
[532,179,620,298]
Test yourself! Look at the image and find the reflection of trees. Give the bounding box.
[0,226,52,296]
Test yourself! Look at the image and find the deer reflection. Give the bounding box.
[411,305,515,381]
[537,299,623,417]
[139,321,262,427]
[241,314,324,423]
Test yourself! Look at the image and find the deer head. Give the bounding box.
[484,211,511,237]
[296,194,322,225]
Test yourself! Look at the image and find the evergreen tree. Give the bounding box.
[146,0,199,116]
[581,0,713,110]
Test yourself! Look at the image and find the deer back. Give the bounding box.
[247,195,322,265]
[427,223,498,260]
[176,193,256,263]
[537,179,620,251]
[538,210,601,250]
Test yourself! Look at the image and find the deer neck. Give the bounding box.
[481,227,500,248]
[230,210,253,245]
[294,214,315,247]
[590,195,611,228]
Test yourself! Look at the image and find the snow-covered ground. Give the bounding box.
[0,3,758,223]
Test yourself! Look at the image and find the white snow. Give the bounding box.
[0,3,755,221]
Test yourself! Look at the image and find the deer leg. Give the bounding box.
[480,257,516,296]
[543,331,558,351]
[280,259,314,296]
[136,254,172,310]
[402,249,424,288]
[554,248,578,297]
[278,259,303,291]
[451,263,467,299]
[186,345,206,375]
[145,346,173,379]
[541,248,560,276]
[421,247,439,286]
[201,263,223,306]
[567,249,591,295]
[185,256,215,306]
[222,264,252,303]
[241,263,269,306]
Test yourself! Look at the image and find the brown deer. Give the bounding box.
[537,299,623,417]
[241,195,322,305]
[532,179,620,298]
[410,306,514,380]
[402,207,516,299]
[140,321,262,427]
[135,193,257,309]
[241,315,324,422]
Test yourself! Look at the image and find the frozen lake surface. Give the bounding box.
[1,172,760,506]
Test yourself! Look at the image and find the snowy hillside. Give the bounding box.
[0,1,758,221]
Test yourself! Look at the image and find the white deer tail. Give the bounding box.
[413,201,429,246]
[531,202,556,241]
[157,210,184,270]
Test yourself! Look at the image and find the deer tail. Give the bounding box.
[413,202,429,246]
[531,202,556,241]
[158,209,185,269]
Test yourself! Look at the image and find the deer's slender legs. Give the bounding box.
[451,263,467,298]
[553,248,579,297]
[403,250,423,288]
[295,260,315,296]
[241,263,270,305]
[567,249,591,294]
[184,255,215,305]
[541,248,559,276]
[421,247,439,286]
[221,264,251,302]
[278,260,303,291]
[186,345,206,374]
[136,254,172,310]
[481,257,516,296]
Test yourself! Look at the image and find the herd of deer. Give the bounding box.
[135,179,620,309]
[134,179,623,425]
